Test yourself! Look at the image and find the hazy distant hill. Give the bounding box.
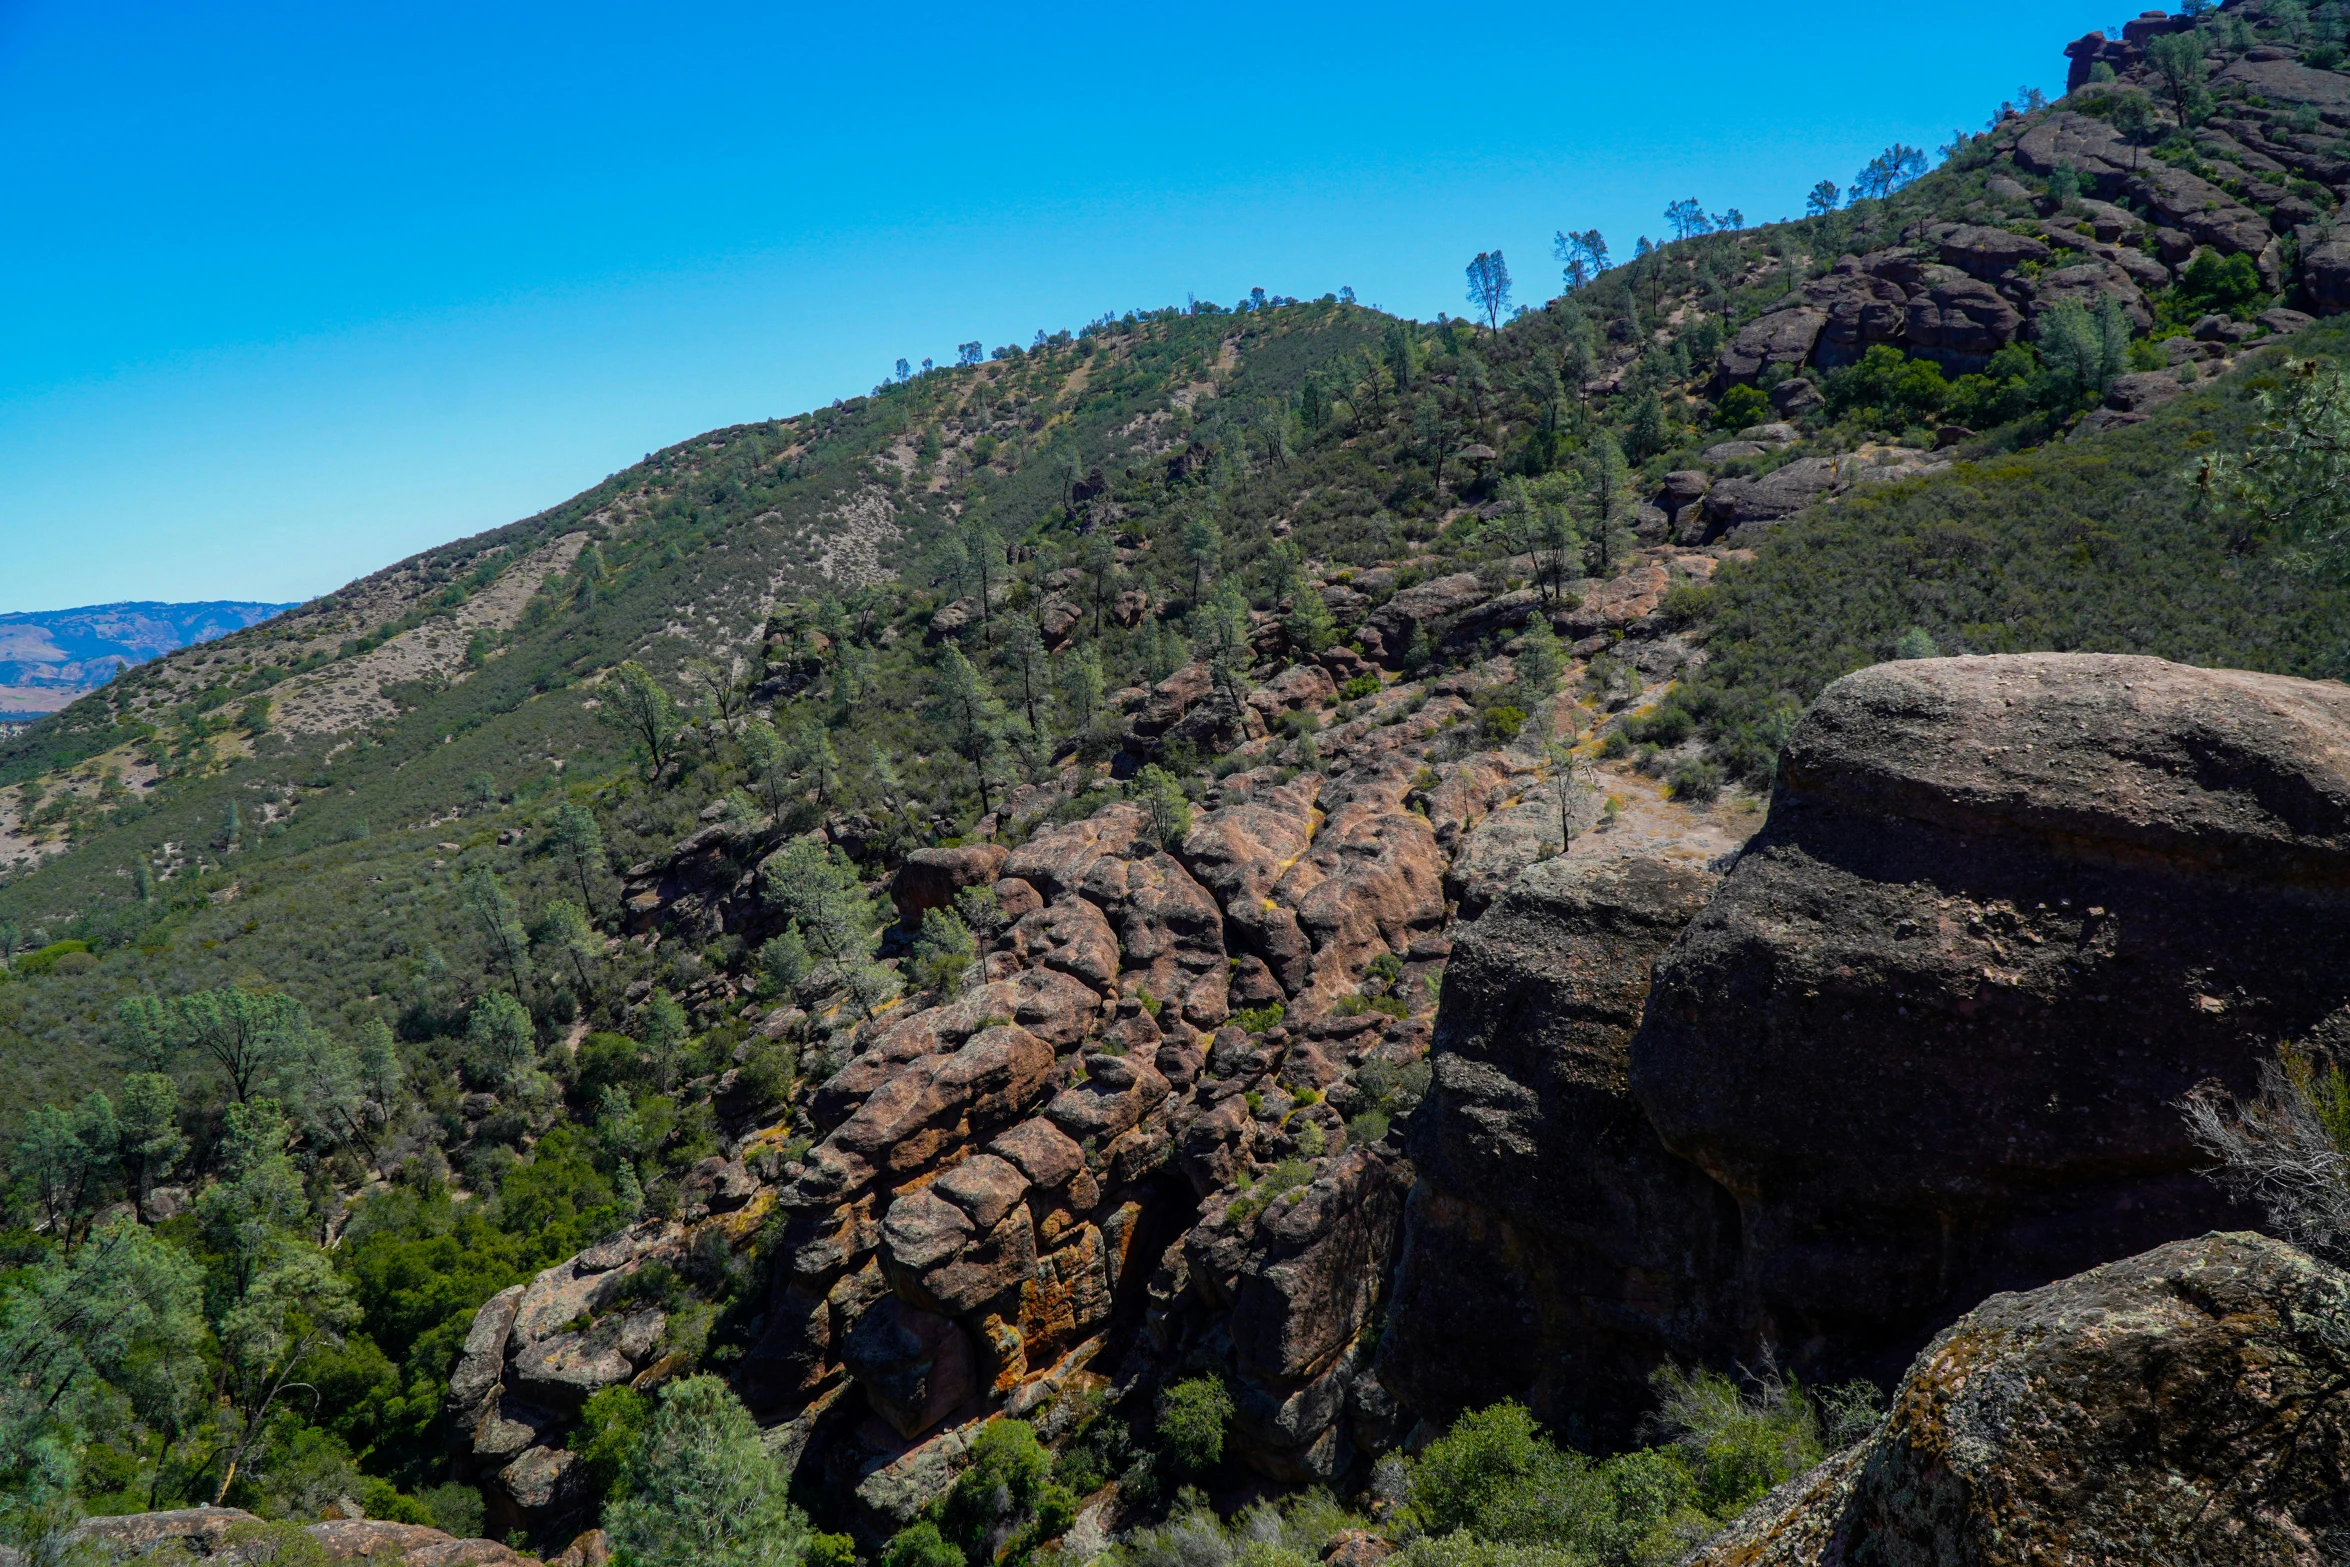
[0,600,293,715]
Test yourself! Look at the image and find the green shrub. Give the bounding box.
[882,1521,965,1567]
[605,1375,812,1567]
[1480,705,1527,742]
[1715,385,1770,429]
[934,1419,1058,1561]
[571,1384,653,1502]
[417,1483,486,1539]
[1667,759,1724,803]
[1156,1377,1234,1474]
[2178,249,2262,317]
[1339,674,1382,701]
[1823,345,1949,428]
[1232,1003,1286,1035]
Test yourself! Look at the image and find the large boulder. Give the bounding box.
[890,845,1009,929]
[1808,272,1910,368]
[1383,853,1733,1447]
[1904,275,2022,374]
[2013,112,2135,188]
[1701,456,1847,534]
[2126,163,2274,260]
[1717,308,1827,384]
[1634,653,2350,1388]
[1694,1232,2350,1567]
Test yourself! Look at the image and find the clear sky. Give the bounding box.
[0,0,2122,614]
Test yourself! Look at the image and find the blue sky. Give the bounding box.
[0,0,2121,614]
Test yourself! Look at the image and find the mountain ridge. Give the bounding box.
[7,3,2350,1560]
[0,599,295,718]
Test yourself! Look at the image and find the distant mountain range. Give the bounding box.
[0,601,295,716]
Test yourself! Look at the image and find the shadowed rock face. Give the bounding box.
[1635,654,2350,1387]
[1694,1232,2350,1567]
[1383,852,1735,1449]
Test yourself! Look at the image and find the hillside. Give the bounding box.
[6,1,2350,1561]
[0,600,292,718]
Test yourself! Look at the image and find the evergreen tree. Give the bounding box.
[742,720,791,819]
[1056,645,1105,735]
[534,899,600,994]
[1133,764,1194,851]
[1083,532,1121,635]
[929,647,1009,816]
[759,839,898,1022]
[462,867,533,998]
[1513,615,1566,710]
[1192,583,1257,730]
[1001,614,1050,736]
[1580,431,1639,580]
[194,1099,358,1504]
[911,907,979,996]
[789,720,841,811]
[464,993,538,1093]
[1181,513,1224,605]
[1282,569,1339,654]
[114,1072,186,1207]
[605,1376,815,1567]
[642,990,690,1092]
[550,802,608,914]
[601,661,684,781]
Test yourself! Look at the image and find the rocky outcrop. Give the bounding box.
[1635,653,2350,1389]
[1695,1232,2350,1566]
[1383,853,1732,1448]
[454,1225,693,1533]
[68,1509,529,1567]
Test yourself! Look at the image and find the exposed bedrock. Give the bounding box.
[1389,651,2350,1446]
[1381,852,1734,1451]
[1695,1231,2350,1567]
[1635,652,2350,1387]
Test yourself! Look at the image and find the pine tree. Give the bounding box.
[759,839,898,1022]
[742,720,791,819]
[550,802,608,913]
[1181,513,1223,605]
[1513,615,1566,710]
[605,1376,815,1567]
[1057,645,1105,736]
[1283,569,1339,654]
[1134,764,1194,851]
[114,1072,186,1206]
[1581,431,1638,580]
[790,721,841,811]
[462,867,533,998]
[534,899,600,993]
[642,990,690,1092]
[1002,615,1050,735]
[929,647,1009,816]
[465,992,539,1092]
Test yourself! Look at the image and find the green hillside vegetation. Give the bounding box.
[1674,323,2350,780]
[9,5,2350,1553]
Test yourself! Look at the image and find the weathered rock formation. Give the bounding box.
[1392,652,2350,1442]
[1382,853,1735,1450]
[1640,653,2350,1386]
[1695,1231,2350,1566]
[67,1508,532,1567]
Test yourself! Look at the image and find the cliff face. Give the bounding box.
[1381,853,1735,1452]
[1391,652,2350,1433]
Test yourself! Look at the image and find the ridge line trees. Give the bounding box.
[1465,251,1512,336]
